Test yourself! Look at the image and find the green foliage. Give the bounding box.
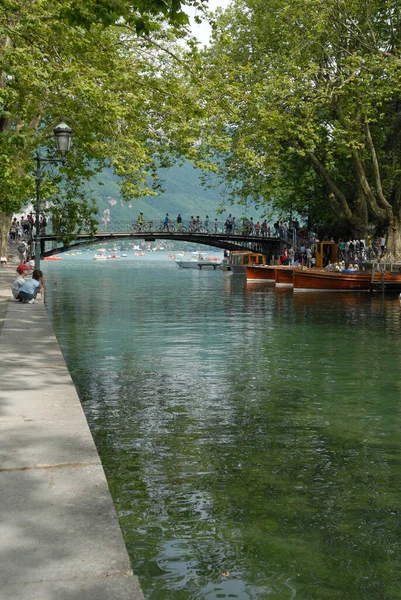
[193,0,401,249]
[0,0,212,245]
[59,0,208,32]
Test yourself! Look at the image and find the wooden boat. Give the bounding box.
[293,269,401,292]
[228,251,266,275]
[245,265,276,282]
[275,267,295,288]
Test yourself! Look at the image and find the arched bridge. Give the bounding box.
[40,220,298,259]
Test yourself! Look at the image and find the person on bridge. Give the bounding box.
[204,215,210,232]
[176,214,182,230]
[163,213,170,230]
[249,217,255,235]
[137,212,144,231]
[261,220,268,237]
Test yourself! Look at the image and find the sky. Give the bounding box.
[187,0,232,46]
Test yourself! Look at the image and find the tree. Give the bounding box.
[194,0,401,254]
[0,0,207,254]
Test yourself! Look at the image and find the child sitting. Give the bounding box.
[12,264,30,300]
[16,269,44,304]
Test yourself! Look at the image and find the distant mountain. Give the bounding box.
[89,161,235,229]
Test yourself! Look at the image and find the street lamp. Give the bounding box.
[34,121,72,270]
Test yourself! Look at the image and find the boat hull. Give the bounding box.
[245,265,276,282]
[275,267,294,288]
[230,264,247,275]
[292,269,401,292]
[175,260,222,269]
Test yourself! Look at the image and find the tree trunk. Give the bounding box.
[386,216,401,260]
[0,211,11,258]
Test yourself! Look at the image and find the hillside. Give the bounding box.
[89,162,235,229]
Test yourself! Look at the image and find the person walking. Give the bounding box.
[137,212,144,231]
[176,213,182,231]
[214,218,219,233]
[17,239,28,263]
[204,215,210,233]
[9,218,17,243]
[163,213,169,231]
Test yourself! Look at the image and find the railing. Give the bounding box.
[99,219,285,238]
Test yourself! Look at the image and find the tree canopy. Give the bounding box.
[0,0,207,249]
[194,0,401,252]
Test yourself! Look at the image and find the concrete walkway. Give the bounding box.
[0,255,144,599]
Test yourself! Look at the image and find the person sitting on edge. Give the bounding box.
[12,264,30,300]
[16,269,44,304]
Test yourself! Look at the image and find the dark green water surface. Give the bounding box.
[44,254,401,599]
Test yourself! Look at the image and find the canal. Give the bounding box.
[44,252,401,599]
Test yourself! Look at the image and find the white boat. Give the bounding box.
[94,252,106,260]
[175,253,222,270]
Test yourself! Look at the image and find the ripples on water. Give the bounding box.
[45,255,401,599]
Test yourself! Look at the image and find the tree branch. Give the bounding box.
[306,150,353,220]
[364,119,392,212]
[350,148,388,219]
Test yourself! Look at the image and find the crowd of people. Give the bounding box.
[4,214,45,305]
[278,244,315,267]
[9,214,47,244]
[134,212,306,238]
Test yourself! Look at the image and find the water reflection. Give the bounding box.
[45,257,401,599]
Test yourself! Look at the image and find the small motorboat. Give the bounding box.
[43,254,61,261]
[94,252,106,260]
[107,254,120,259]
[175,252,222,270]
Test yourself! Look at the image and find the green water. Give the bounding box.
[44,254,401,599]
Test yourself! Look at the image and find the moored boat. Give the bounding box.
[275,267,295,288]
[228,251,267,275]
[245,264,276,282]
[175,252,222,269]
[293,269,401,292]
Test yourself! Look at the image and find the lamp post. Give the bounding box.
[34,121,72,270]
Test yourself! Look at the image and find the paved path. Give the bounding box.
[0,255,144,599]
